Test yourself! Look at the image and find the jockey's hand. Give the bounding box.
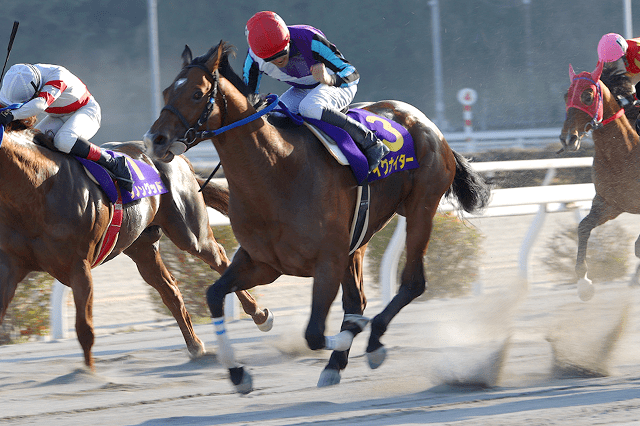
[311,63,334,85]
[0,110,13,126]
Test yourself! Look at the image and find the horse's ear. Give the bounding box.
[181,45,193,68]
[591,60,604,81]
[205,41,225,71]
[569,64,576,81]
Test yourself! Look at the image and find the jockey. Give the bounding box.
[243,11,389,173]
[0,63,133,191]
[597,33,640,112]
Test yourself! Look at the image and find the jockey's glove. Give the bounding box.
[0,110,13,126]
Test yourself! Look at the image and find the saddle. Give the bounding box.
[75,150,168,267]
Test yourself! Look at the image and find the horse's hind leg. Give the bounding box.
[318,246,369,387]
[367,209,433,369]
[575,195,621,299]
[67,263,96,369]
[125,226,205,357]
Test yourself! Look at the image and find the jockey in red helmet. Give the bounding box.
[243,11,389,174]
[0,63,132,191]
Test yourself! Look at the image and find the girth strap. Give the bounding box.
[349,183,370,254]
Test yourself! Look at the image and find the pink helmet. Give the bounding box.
[597,33,628,62]
[245,11,290,60]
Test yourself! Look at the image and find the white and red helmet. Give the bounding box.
[597,33,628,62]
[0,63,41,106]
[245,11,290,61]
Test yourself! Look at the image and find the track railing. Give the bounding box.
[49,158,595,339]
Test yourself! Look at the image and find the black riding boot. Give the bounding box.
[321,108,390,173]
[69,137,133,192]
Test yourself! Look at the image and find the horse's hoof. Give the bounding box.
[367,346,387,369]
[317,368,341,387]
[256,308,274,332]
[577,277,595,301]
[229,366,253,395]
[188,343,206,359]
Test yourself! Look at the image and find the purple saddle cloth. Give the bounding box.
[75,150,168,204]
[305,108,419,184]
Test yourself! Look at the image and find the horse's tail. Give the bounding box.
[196,177,229,216]
[445,151,491,214]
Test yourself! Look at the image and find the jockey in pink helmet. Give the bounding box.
[243,11,389,174]
[0,63,133,191]
[598,33,628,62]
[597,33,640,131]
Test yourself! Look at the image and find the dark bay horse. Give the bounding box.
[560,60,640,300]
[0,120,271,369]
[144,42,490,393]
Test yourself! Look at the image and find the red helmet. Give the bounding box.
[245,11,290,60]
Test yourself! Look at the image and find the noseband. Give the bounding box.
[161,63,226,153]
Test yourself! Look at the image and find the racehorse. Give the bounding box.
[144,41,490,393]
[0,119,271,370]
[560,60,640,300]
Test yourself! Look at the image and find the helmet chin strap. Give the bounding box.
[26,64,41,100]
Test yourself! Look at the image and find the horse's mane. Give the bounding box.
[4,116,56,149]
[600,62,638,122]
[192,41,267,109]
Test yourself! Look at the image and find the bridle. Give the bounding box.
[567,76,625,134]
[160,63,226,154]
[158,61,292,189]
[160,63,291,155]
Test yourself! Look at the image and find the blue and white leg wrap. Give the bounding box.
[213,316,238,369]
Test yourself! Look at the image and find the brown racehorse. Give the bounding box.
[0,120,271,370]
[144,41,490,393]
[560,60,640,300]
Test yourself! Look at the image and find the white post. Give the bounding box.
[380,216,406,305]
[517,168,556,281]
[50,280,70,339]
[147,0,162,122]
[428,0,448,130]
[623,0,633,39]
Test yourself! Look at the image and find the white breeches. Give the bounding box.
[35,97,101,153]
[279,84,357,120]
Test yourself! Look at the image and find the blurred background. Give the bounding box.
[2,0,638,144]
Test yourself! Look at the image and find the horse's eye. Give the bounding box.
[580,89,594,106]
[193,91,204,100]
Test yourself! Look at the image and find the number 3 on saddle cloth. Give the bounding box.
[75,151,168,268]
[305,108,418,184]
[304,108,419,253]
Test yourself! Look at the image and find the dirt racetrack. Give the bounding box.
[1,212,640,425]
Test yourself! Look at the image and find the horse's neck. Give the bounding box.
[215,81,300,185]
[592,104,640,170]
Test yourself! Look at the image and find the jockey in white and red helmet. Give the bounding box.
[242,11,389,173]
[0,63,132,191]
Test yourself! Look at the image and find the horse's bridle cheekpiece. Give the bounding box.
[161,64,222,155]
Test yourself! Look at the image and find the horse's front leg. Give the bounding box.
[205,247,281,394]
[575,195,620,301]
[318,247,369,387]
[0,251,28,332]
